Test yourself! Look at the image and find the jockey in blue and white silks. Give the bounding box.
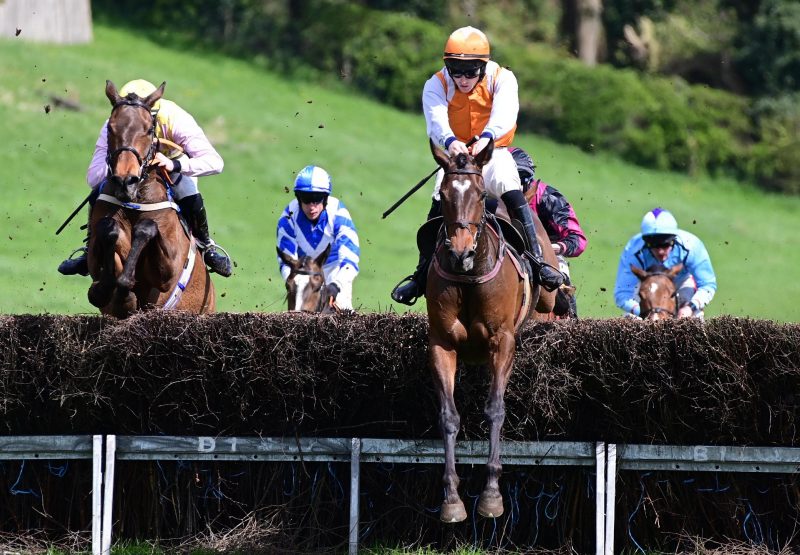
[615,208,717,318]
[276,165,360,309]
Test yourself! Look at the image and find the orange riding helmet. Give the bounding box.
[443,26,490,61]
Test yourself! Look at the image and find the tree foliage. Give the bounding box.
[727,0,800,96]
[90,0,800,193]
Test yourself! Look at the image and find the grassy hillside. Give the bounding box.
[1,25,798,321]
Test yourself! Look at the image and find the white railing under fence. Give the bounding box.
[4,436,800,555]
[0,435,104,555]
[105,436,601,555]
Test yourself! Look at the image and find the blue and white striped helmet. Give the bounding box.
[293,165,332,195]
[641,207,679,237]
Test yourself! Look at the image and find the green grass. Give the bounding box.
[1,24,799,321]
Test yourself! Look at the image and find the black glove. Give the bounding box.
[325,282,340,300]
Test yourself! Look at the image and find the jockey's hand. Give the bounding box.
[447,140,469,157]
[551,243,563,255]
[325,283,340,301]
[470,136,491,156]
[152,152,176,172]
[677,305,694,318]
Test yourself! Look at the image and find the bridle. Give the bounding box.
[441,168,487,249]
[640,272,678,318]
[290,267,329,312]
[105,98,158,182]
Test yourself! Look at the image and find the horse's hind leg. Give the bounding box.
[478,331,516,519]
[88,217,120,308]
[117,219,158,292]
[431,343,467,523]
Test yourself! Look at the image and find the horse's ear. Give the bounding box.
[105,80,122,106]
[430,139,450,170]
[667,263,684,278]
[143,82,166,109]
[276,247,299,269]
[473,137,494,168]
[631,264,648,280]
[315,244,331,267]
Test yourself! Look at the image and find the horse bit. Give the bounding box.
[105,98,158,182]
[442,168,488,249]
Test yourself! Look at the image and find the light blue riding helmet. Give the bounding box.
[641,207,679,238]
[293,165,333,195]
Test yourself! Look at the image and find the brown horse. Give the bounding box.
[277,245,336,312]
[631,263,683,320]
[426,139,550,523]
[87,80,215,318]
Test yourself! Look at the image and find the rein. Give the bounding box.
[105,98,158,182]
[433,221,506,284]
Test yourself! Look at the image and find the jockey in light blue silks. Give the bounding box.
[614,208,717,319]
[276,165,360,309]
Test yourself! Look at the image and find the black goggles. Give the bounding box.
[297,192,327,205]
[644,238,675,249]
[447,65,482,79]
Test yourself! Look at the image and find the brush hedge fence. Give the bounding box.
[2,313,800,552]
[2,312,798,443]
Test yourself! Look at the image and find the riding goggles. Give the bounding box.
[448,67,481,79]
[297,192,328,205]
[644,238,675,249]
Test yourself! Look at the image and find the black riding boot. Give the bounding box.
[391,253,430,305]
[58,230,90,276]
[390,199,440,305]
[177,193,233,277]
[58,187,101,276]
[501,190,564,292]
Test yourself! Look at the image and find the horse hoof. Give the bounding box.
[477,493,504,519]
[440,500,467,523]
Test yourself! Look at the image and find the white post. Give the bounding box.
[349,438,361,555]
[101,435,116,555]
[92,435,103,555]
[605,444,617,555]
[595,442,606,555]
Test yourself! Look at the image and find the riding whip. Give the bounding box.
[55,191,94,235]
[382,135,479,219]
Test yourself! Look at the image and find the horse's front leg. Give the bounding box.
[478,329,516,519]
[117,219,159,292]
[87,217,120,308]
[430,342,467,523]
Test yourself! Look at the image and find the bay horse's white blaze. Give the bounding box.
[291,274,312,311]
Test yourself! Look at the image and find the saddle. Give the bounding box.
[416,214,532,281]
